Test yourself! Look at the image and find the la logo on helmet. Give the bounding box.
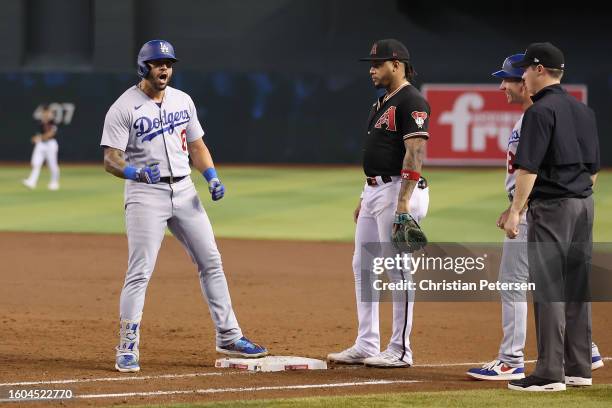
[160,42,170,53]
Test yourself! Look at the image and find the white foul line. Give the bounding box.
[414,360,537,368]
[0,371,245,387]
[1,356,608,388]
[75,380,421,400]
[414,356,612,368]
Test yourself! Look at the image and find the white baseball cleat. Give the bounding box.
[327,346,372,364]
[22,179,36,189]
[48,182,60,191]
[363,349,411,368]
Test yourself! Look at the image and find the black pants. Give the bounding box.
[527,196,593,382]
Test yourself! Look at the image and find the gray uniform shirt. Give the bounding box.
[100,85,205,177]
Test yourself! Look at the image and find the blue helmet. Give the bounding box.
[137,40,178,78]
[492,53,525,79]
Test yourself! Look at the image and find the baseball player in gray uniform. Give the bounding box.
[101,40,267,373]
[467,54,603,381]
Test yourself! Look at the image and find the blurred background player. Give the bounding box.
[23,105,60,190]
[466,54,603,382]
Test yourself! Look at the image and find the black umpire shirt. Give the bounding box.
[363,83,431,177]
[514,84,600,199]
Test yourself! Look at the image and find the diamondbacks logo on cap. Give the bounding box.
[412,111,428,129]
[160,42,170,53]
[370,43,377,55]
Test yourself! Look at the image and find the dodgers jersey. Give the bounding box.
[506,114,523,195]
[100,85,204,177]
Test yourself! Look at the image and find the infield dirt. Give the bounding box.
[1,232,610,406]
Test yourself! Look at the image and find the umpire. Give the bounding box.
[503,42,600,391]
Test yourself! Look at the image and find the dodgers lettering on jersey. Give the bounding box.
[505,114,523,194]
[100,86,204,177]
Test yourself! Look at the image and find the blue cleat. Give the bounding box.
[592,342,604,371]
[216,337,268,358]
[115,354,140,373]
[467,359,525,381]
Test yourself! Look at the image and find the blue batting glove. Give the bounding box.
[124,164,160,184]
[209,179,225,201]
[203,167,224,201]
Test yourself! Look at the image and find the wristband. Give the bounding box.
[401,169,421,181]
[203,167,218,182]
[123,166,139,180]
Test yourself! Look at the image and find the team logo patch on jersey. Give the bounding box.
[374,106,397,131]
[411,111,428,129]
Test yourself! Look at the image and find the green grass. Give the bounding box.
[131,386,612,408]
[1,165,611,242]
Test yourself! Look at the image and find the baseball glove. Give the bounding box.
[391,212,427,252]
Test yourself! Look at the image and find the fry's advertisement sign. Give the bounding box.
[421,84,587,165]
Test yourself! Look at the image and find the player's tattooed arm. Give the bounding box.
[396,137,426,213]
[103,147,128,178]
[187,138,215,173]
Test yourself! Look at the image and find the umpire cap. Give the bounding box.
[511,42,565,70]
[360,39,410,62]
[137,39,179,78]
[492,54,525,79]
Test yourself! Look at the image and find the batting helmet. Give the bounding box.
[492,54,525,79]
[137,40,179,78]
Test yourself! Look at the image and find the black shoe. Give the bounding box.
[508,375,566,392]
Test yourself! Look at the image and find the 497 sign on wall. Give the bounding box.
[421,84,587,165]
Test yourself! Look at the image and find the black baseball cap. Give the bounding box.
[360,39,410,62]
[511,42,565,70]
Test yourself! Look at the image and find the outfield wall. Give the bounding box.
[1,0,610,165]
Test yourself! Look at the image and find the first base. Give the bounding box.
[215,356,327,372]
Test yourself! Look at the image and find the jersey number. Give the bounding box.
[507,151,516,174]
[179,129,187,152]
[33,103,75,125]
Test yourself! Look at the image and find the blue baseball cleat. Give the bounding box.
[115,354,141,373]
[216,337,268,358]
[467,359,525,381]
[592,342,604,370]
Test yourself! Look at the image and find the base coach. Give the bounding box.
[503,42,600,392]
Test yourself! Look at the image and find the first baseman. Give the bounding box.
[327,39,430,368]
[100,39,268,373]
[466,53,603,381]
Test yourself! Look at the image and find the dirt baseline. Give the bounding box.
[0,232,610,406]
